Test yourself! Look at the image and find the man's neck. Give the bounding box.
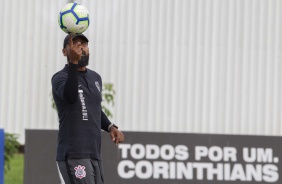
[78,67,86,71]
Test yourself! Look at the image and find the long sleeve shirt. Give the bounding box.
[52,63,111,161]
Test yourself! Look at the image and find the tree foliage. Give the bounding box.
[4,133,20,172]
[101,83,116,118]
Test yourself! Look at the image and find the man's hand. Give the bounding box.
[110,127,124,145]
[67,35,82,64]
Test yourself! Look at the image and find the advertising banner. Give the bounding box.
[24,130,60,184]
[101,132,282,184]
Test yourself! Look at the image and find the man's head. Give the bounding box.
[62,34,90,67]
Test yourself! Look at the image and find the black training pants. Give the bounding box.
[57,158,104,184]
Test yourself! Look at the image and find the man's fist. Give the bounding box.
[67,35,82,64]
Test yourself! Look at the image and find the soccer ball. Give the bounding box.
[58,3,90,34]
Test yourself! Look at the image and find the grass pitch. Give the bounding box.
[5,153,24,184]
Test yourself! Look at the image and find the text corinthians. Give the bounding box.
[117,144,279,182]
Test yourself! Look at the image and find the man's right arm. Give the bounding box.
[52,35,82,104]
[52,63,78,104]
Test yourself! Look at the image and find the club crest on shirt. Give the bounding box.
[74,165,86,179]
[95,81,101,92]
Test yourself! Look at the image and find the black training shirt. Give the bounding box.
[52,63,111,161]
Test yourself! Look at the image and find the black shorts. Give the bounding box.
[57,158,104,184]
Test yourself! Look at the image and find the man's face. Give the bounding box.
[63,37,90,67]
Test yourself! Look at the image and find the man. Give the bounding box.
[52,34,124,184]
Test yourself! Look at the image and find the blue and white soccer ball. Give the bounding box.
[58,3,90,34]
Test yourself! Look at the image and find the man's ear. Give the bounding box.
[62,48,67,56]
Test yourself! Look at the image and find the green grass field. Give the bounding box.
[5,153,24,184]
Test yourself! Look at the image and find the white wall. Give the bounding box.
[1,0,282,143]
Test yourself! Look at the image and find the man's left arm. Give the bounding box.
[101,111,124,144]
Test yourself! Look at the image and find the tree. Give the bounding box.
[4,133,20,172]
